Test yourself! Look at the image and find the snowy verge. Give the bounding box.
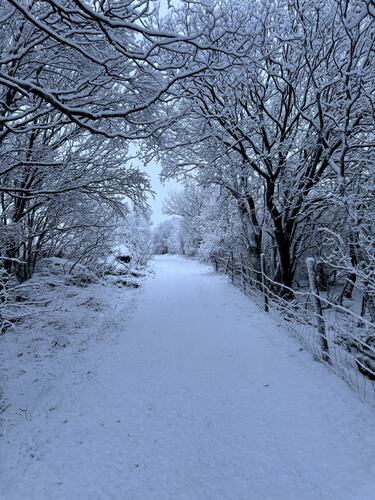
[0,262,146,451]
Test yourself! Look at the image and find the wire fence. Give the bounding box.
[212,253,375,404]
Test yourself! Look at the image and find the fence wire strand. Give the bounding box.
[213,254,375,404]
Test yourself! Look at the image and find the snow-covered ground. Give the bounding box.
[1,255,375,500]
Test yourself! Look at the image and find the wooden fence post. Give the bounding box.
[230,251,234,283]
[260,253,269,312]
[306,257,330,364]
[224,255,230,275]
[241,263,247,293]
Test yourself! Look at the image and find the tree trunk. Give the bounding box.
[236,184,262,278]
[265,180,295,297]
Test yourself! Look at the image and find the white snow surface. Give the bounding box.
[1,255,375,500]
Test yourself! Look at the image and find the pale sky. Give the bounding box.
[143,161,182,225]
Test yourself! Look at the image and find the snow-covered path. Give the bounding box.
[2,255,375,500]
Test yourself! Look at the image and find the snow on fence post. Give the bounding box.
[306,257,330,364]
[260,253,269,313]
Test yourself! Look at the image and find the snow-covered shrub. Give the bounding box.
[115,210,153,270]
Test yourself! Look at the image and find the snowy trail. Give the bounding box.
[2,255,375,500]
